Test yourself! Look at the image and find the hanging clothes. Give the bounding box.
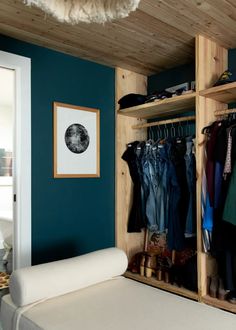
[122,126,196,252]
[223,162,236,226]
[121,141,146,232]
[202,116,236,297]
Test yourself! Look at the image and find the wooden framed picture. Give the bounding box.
[53,102,100,178]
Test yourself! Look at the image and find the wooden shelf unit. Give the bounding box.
[117,92,196,119]
[125,271,198,301]
[115,35,236,314]
[199,82,236,103]
[202,295,236,314]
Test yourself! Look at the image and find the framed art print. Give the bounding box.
[53,102,100,178]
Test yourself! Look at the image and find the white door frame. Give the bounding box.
[0,50,31,270]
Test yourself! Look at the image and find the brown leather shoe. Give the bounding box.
[140,253,147,276]
[145,254,153,278]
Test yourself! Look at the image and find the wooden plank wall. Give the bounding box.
[115,68,147,259]
[195,35,228,299]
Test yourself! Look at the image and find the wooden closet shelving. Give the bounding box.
[202,296,236,314]
[199,81,236,103]
[117,92,196,119]
[115,35,236,314]
[125,271,198,301]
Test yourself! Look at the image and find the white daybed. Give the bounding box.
[1,248,236,330]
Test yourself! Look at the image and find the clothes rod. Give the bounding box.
[214,108,236,116]
[132,115,195,129]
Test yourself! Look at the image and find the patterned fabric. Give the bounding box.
[223,128,232,180]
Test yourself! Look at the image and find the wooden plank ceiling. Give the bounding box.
[0,0,236,75]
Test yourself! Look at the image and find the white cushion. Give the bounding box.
[2,277,236,330]
[9,247,128,307]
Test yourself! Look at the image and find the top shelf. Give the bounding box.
[199,82,236,103]
[117,92,196,119]
[117,82,236,120]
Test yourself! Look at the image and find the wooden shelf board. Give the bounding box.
[202,295,236,314]
[117,93,196,119]
[199,82,236,103]
[124,271,198,301]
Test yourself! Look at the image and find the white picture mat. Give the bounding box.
[56,106,97,175]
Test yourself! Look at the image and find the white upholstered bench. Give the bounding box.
[1,248,236,330]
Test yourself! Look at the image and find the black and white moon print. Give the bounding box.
[64,123,90,154]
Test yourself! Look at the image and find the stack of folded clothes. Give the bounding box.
[118,87,192,109]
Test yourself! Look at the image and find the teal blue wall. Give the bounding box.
[0,34,115,264]
[147,50,236,130]
[229,49,236,70]
[147,62,195,136]
[148,62,195,94]
[148,49,236,93]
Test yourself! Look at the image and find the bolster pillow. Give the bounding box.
[10,247,128,307]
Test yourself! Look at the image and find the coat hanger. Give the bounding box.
[201,124,212,135]
[171,122,175,138]
[177,120,184,138]
[148,126,154,141]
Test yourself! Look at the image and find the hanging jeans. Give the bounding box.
[135,142,147,224]
[148,144,169,232]
[141,143,159,231]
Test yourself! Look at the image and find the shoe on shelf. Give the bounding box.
[218,278,229,300]
[139,252,157,278]
[156,255,163,281]
[145,254,157,278]
[156,255,172,283]
[227,290,236,304]
[140,253,147,276]
[209,275,219,298]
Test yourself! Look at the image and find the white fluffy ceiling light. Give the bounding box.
[23,0,141,24]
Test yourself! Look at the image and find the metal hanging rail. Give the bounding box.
[132,115,195,129]
[214,108,236,116]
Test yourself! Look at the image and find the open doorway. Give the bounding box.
[0,67,14,275]
[0,50,31,272]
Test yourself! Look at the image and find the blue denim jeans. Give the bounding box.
[135,142,147,223]
[153,144,169,233]
[140,142,170,232]
[141,142,158,231]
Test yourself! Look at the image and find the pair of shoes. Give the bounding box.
[208,276,229,300]
[128,252,143,273]
[156,256,172,283]
[140,253,156,278]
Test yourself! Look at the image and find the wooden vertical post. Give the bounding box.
[195,35,228,299]
[115,67,147,259]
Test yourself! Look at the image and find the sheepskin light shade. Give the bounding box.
[23,0,141,24]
